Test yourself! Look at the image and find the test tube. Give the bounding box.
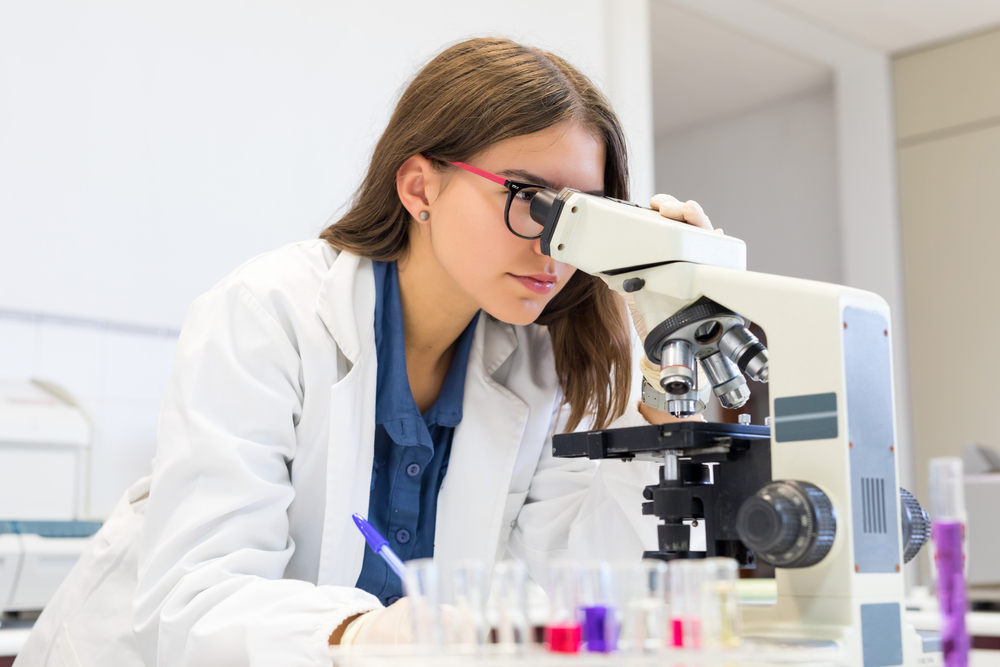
[669,559,704,648]
[930,457,969,667]
[405,558,443,650]
[577,561,619,653]
[446,559,488,649]
[490,560,531,651]
[544,560,582,653]
[699,558,741,648]
[614,560,669,653]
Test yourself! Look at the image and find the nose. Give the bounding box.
[532,236,545,256]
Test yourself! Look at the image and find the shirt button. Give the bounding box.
[387,595,401,605]
[406,463,421,477]
[396,529,411,544]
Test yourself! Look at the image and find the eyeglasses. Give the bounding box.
[449,161,550,240]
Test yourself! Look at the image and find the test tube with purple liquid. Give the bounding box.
[930,457,969,667]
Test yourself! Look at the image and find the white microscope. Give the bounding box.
[530,189,940,667]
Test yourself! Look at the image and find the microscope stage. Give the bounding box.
[552,421,771,460]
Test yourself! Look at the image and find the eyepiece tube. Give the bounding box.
[718,325,769,383]
[659,340,696,396]
[529,188,566,257]
[529,188,558,225]
[701,352,750,410]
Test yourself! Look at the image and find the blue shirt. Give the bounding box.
[355,261,480,606]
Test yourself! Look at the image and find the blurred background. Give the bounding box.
[2,0,999,588]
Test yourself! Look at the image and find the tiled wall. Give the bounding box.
[0,311,178,519]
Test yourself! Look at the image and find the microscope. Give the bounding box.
[529,189,939,667]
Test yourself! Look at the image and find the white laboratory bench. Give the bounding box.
[0,626,31,665]
[2,611,1000,664]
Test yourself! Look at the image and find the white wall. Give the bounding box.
[0,0,654,519]
[655,86,841,283]
[664,1,914,507]
[893,28,1000,582]
[0,0,630,329]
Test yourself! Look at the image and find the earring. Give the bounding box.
[418,211,429,221]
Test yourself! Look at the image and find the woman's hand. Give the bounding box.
[336,599,465,646]
[650,193,713,231]
[338,598,413,645]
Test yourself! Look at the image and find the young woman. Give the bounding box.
[17,37,712,667]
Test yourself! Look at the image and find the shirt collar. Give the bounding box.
[373,261,480,443]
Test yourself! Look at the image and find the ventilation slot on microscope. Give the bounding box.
[861,477,887,534]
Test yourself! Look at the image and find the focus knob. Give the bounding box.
[900,487,931,564]
[736,480,836,568]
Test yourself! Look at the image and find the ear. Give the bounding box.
[396,154,441,226]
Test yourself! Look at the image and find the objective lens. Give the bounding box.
[718,325,769,383]
[659,340,696,396]
[701,352,750,410]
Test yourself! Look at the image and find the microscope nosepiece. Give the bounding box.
[702,352,750,410]
[659,340,697,396]
[719,325,769,383]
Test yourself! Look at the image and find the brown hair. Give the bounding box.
[321,37,631,432]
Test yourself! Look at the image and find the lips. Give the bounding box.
[510,273,557,295]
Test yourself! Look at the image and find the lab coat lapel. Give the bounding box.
[434,315,529,567]
[316,251,378,586]
[316,251,375,366]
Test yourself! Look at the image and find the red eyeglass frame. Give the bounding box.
[449,161,550,240]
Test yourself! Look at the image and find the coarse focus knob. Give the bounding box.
[899,487,931,564]
[736,480,836,568]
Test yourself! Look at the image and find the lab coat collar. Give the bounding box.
[316,250,376,365]
[315,248,520,378]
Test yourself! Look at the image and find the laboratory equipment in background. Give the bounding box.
[529,188,937,666]
[962,444,1000,603]
[0,380,101,619]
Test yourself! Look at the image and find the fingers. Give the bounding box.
[681,199,713,230]
[649,194,714,230]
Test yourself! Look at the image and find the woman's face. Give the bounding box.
[426,122,606,326]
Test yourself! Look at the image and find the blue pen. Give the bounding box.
[352,513,410,583]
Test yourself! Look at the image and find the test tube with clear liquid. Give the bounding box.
[406,558,443,651]
[699,557,742,648]
[615,559,669,653]
[445,559,488,649]
[490,560,531,652]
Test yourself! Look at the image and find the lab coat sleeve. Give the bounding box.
[507,398,659,568]
[133,281,381,667]
[508,323,660,569]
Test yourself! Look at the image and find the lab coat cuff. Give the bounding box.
[317,596,383,651]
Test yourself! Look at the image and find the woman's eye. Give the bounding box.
[514,189,536,202]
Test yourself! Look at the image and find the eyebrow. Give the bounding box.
[498,169,605,197]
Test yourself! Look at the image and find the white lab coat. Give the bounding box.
[16,240,658,667]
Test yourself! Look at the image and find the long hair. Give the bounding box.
[321,37,631,432]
